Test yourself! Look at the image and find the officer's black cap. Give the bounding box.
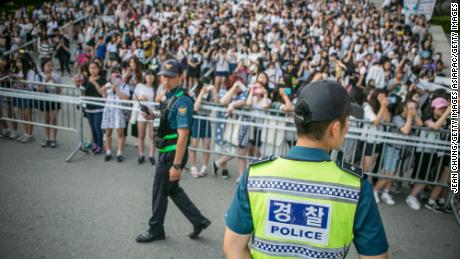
[158,59,183,77]
[294,80,362,124]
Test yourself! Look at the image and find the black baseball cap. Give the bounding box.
[294,80,362,124]
[158,59,183,77]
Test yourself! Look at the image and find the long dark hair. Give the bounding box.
[14,56,33,76]
[368,89,387,114]
[129,56,143,82]
[86,60,102,77]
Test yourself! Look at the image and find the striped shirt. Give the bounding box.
[39,40,54,60]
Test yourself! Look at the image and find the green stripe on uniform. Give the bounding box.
[159,144,177,153]
[164,134,178,140]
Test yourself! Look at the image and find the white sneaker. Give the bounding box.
[373,190,380,204]
[190,166,199,178]
[198,166,207,177]
[22,135,35,143]
[9,130,18,139]
[2,128,10,136]
[381,192,395,205]
[406,196,421,210]
[17,134,27,142]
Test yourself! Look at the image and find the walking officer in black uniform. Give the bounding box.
[136,59,211,243]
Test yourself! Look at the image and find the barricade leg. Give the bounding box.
[66,107,89,162]
[446,191,460,225]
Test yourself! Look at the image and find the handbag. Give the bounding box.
[129,108,138,125]
[223,115,241,146]
[261,119,286,146]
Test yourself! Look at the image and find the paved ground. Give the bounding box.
[0,128,459,259]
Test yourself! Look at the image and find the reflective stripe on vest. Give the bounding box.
[248,157,361,259]
[159,144,177,153]
[252,237,347,259]
[164,133,178,140]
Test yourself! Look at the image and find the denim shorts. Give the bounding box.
[382,145,400,173]
[191,118,212,138]
[12,98,33,109]
[215,71,229,77]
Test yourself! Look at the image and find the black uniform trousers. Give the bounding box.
[148,151,205,235]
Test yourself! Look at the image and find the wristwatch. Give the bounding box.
[172,164,181,169]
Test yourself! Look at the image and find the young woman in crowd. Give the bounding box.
[362,89,393,203]
[362,89,391,175]
[375,100,422,205]
[127,57,143,90]
[134,69,156,165]
[9,56,36,142]
[246,72,271,158]
[127,56,144,139]
[107,33,120,69]
[101,67,130,162]
[214,48,229,92]
[79,60,107,154]
[189,83,218,178]
[213,77,249,183]
[37,58,62,148]
[187,45,202,89]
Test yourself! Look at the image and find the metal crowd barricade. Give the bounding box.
[0,75,458,223]
[189,103,458,224]
[189,102,294,160]
[0,77,86,162]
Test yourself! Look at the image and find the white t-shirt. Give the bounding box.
[107,42,118,54]
[36,72,61,94]
[216,55,229,72]
[13,70,36,90]
[248,52,263,65]
[134,83,155,122]
[249,93,272,123]
[362,102,382,144]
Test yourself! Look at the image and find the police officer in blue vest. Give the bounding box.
[223,80,389,259]
[136,59,211,243]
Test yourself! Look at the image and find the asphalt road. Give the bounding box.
[0,129,459,259]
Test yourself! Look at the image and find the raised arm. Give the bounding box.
[425,105,451,130]
[220,82,241,105]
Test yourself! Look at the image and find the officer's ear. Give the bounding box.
[329,119,343,140]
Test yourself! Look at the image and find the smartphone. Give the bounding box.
[284,88,292,96]
[104,82,113,93]
[389,96,396,104]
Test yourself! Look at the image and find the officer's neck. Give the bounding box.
[296,138,331,153]
[165,85,180,93]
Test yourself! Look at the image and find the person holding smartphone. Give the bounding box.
[37,58,62,148]
[101,67,130,162]
[79,60,107,154]
[246,72,271,158]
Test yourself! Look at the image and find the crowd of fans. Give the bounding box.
[0,0,453,213]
